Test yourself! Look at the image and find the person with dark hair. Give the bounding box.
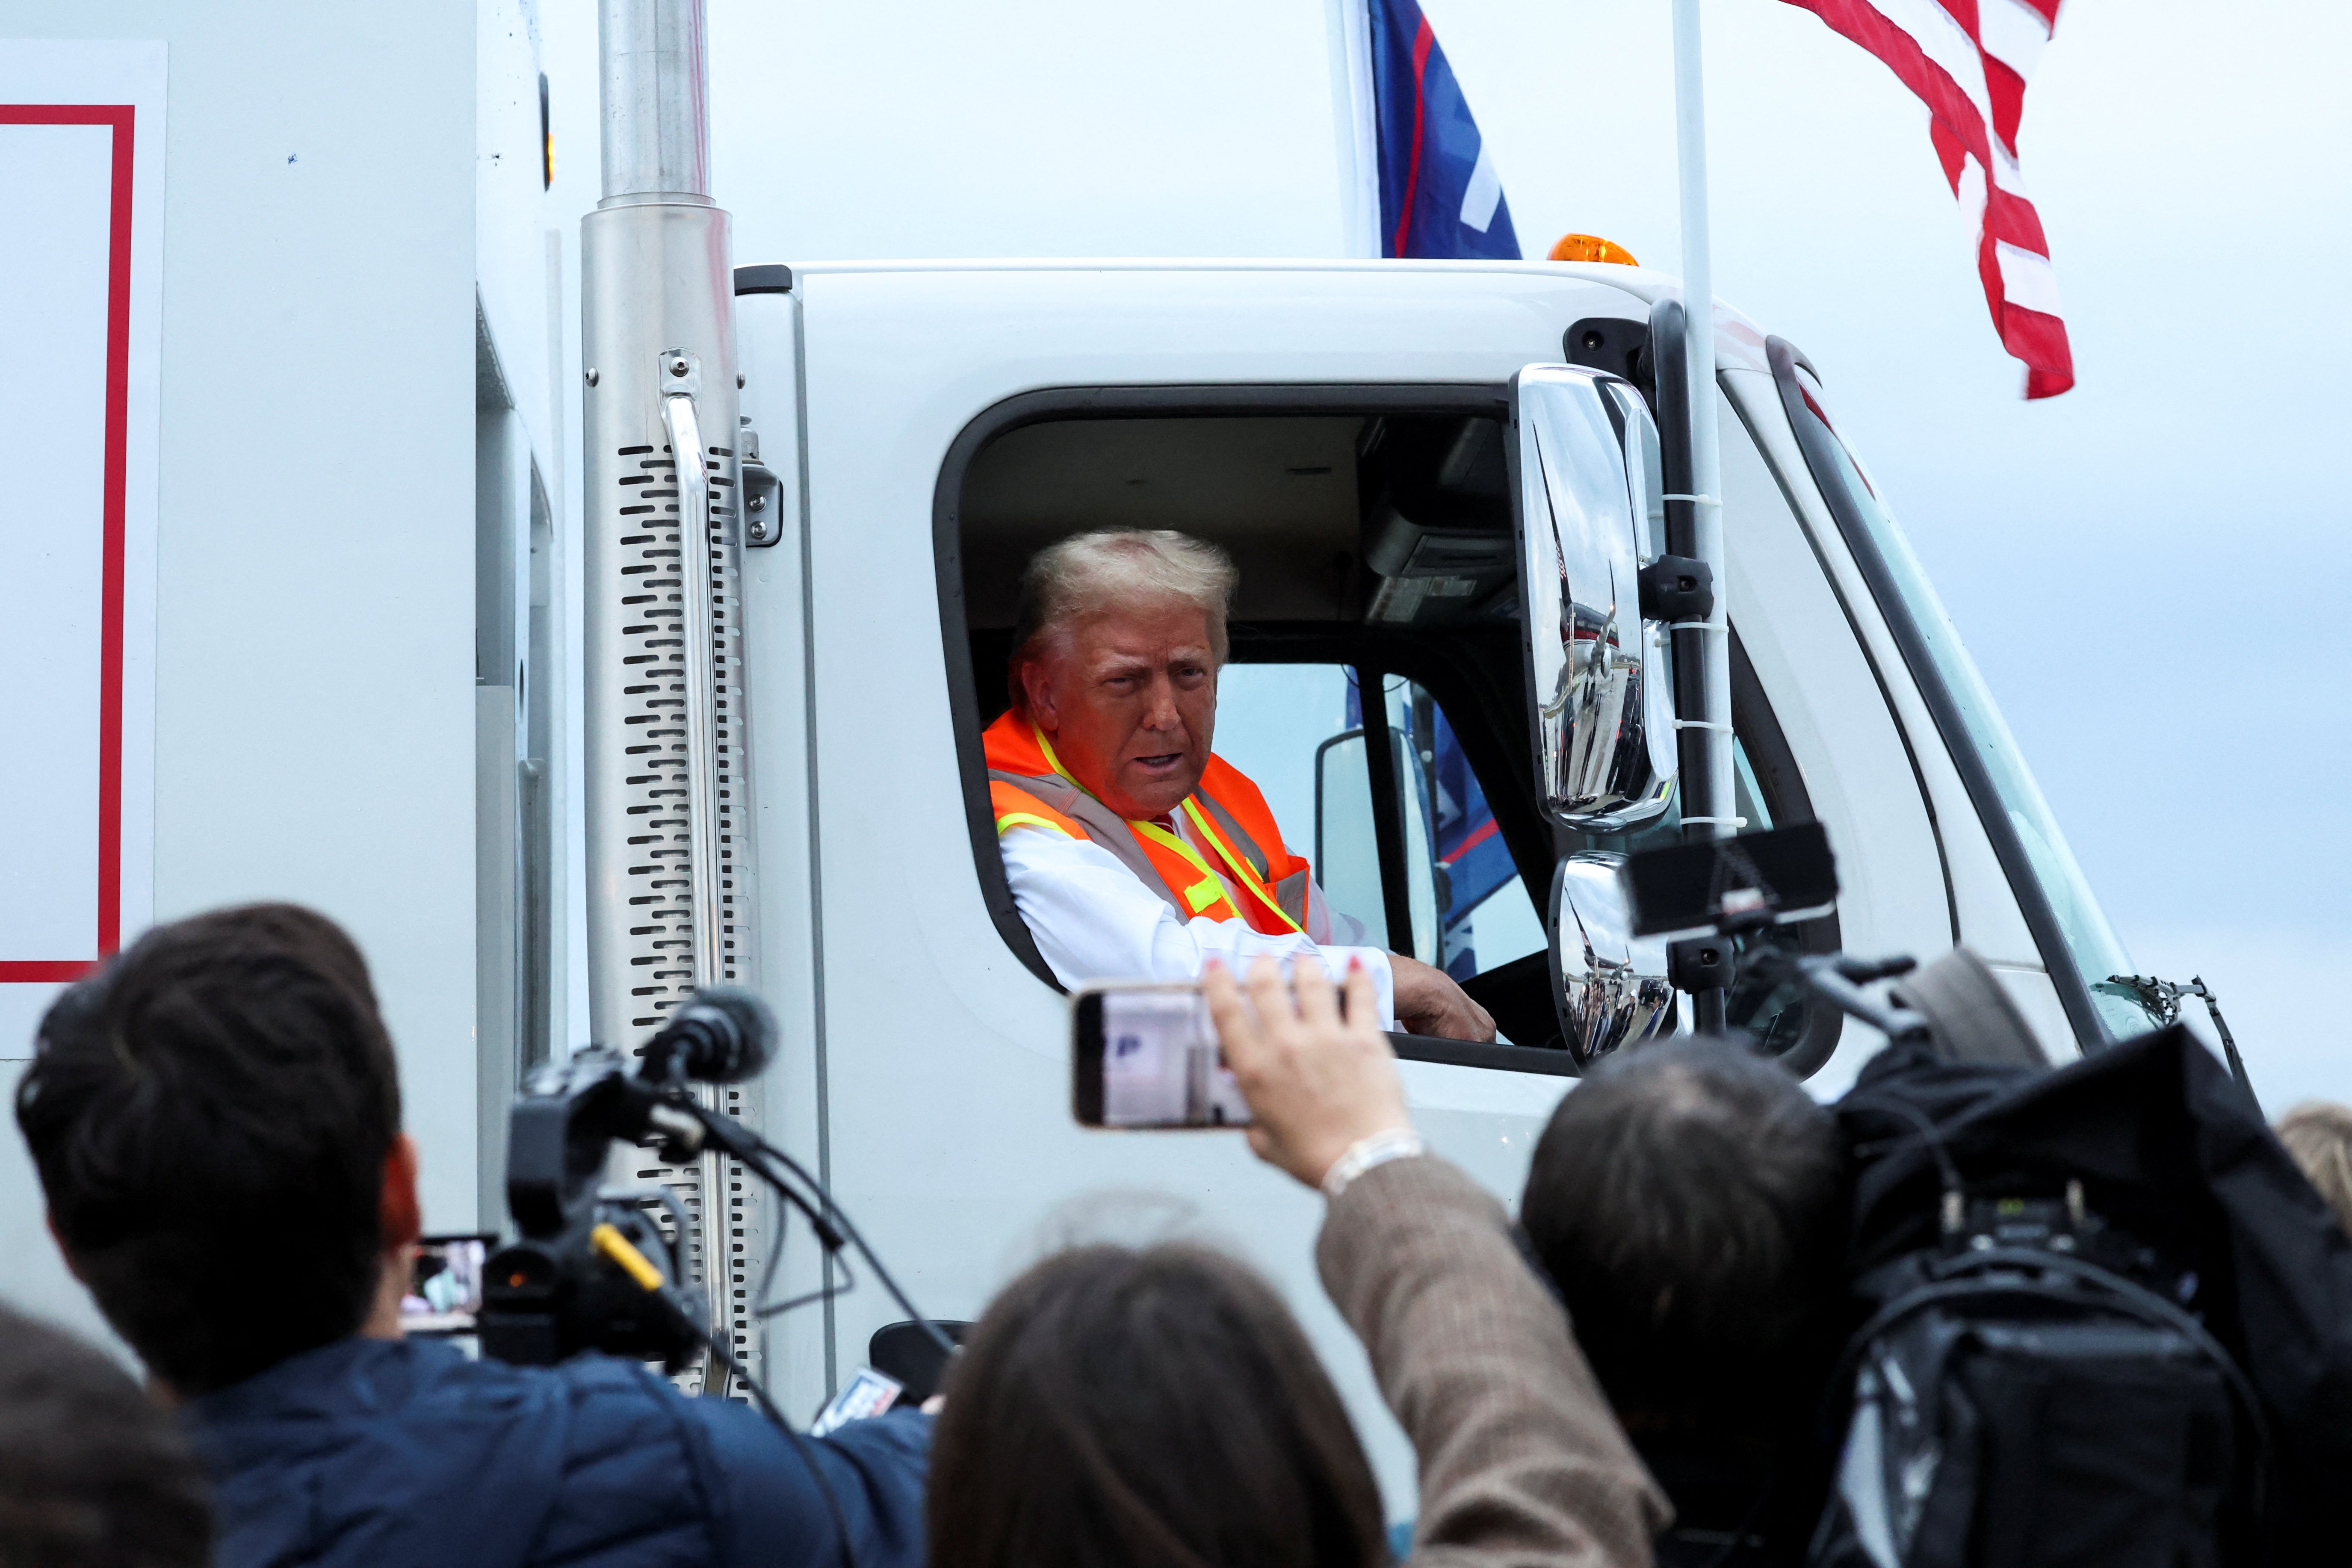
[1519,1038,1846,1568]
[0,1305,211,1568]
[16,902,928,1568]
[928,955,1668,1568]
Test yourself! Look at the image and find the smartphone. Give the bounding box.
[1071,980,1250,1130]
[401,1233,496,1335]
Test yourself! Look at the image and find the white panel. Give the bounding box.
[0,12,478,1257]
[0,124,111,964]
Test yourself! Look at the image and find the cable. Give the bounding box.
[678,1101,958,1364]
[756,1247,858,1322]
[746,1133,958,1362]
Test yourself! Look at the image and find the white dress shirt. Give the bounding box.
[999,817,1399,1029]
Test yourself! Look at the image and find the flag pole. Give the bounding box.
[1671,0,1735,845]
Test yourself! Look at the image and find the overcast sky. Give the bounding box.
[549,0,2349,1102]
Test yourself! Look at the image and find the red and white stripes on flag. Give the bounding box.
[1780,0,2074,398]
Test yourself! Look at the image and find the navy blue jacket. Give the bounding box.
[182,1337,930,1568]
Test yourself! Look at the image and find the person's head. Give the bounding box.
[1009,529,1238,819]
[17,904,418,1397]
[0,1306,212,1568]
[928,1241,1387,1568]
[2276,1100,2352,1237]
[1521,1037,1842,1429]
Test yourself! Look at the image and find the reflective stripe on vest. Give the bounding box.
[981,711,1306,936]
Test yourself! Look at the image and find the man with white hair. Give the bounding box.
[984,528,1495,1040]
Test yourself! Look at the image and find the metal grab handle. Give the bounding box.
[659,379,725,989]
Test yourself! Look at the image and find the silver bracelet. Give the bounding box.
[1321,1127,1427,1200]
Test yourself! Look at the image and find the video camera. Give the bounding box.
[478,981,953,1424]
[1620,821,1935,1046]
[479,988,780,1372]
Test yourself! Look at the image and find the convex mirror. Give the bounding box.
[1550,853,1675,1064]
[1512,364,1676,830]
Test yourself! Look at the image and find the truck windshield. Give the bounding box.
[1768,345,2146,1042]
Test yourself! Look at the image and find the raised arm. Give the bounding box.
[1206,958,1668,1568]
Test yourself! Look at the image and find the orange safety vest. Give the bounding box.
[983,709,1312,936]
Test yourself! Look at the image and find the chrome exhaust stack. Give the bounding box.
[580,0,762,1390]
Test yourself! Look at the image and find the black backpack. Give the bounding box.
[1808,1024,2352,1568]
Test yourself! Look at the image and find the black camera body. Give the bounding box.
[477,1048,706,1371]
[478,989,777,1373]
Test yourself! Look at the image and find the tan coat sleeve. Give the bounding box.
[1316,1154,1671,1568]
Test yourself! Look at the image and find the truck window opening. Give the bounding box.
[941,393,1838,1072]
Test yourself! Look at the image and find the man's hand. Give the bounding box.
[1203,957,1412,1190]
[1389,954,1496,1042]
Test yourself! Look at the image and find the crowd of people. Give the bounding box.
[8,904,2352,1568]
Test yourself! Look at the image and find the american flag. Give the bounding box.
[1781,0,2075,398]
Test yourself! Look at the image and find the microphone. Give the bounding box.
[640,986,778,1085]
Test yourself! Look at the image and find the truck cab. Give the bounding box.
[623,256,2147,1493]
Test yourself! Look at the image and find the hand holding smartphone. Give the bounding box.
[1072,957,1414,1195]
[1071,981,1250,1129]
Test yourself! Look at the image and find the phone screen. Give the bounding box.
[402,1234,495,1334]
[1072,983,1250,1129]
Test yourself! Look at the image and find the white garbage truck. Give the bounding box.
[563,0,2153,1497]
[0,0,2154,1513]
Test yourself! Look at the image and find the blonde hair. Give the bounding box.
[2277,1100,2352,1237]
[1011,529,1239,675]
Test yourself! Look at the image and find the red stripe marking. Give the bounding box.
[99,108,131,960]
[0,962,101,983]
[1391,18,1435,258]
[1440,815,1501,865]
[0,104,136,976]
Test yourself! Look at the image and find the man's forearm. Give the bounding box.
[1315,1155,1668,1568]
[1001,827,1396,1023]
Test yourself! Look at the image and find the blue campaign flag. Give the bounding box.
[1368,0,1519,261]
[1345,673,1518,981]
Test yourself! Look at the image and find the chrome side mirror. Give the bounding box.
[1549,853,1675,1065]
[1513,365,1676,830]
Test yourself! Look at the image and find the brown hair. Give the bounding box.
[927,1242,1387,1568]
[0,1305,212,1568]
[17,904,402,1394]
[2276,1101,2352,1237]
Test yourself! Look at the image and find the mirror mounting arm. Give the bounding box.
[1638,555,1715,623]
